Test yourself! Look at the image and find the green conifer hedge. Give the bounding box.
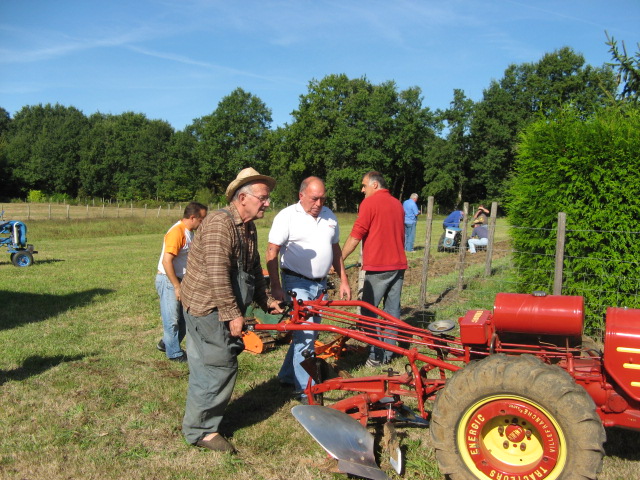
[507,105,640,333]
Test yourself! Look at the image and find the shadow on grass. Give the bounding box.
[31,258,65,265]
[0,354,85,385]
[604,427,640,461]
[0,258,65,266]
[0,288,113,331]
[220,377,295,436]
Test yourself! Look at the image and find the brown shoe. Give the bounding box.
[196,434,236,453]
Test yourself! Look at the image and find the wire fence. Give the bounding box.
[398,200,640,339]
[4,200,638,339]
[0,202,218,220]
[0,201,292,220]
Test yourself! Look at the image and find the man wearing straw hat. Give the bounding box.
[467,216,489,254]
[180,167,283,453]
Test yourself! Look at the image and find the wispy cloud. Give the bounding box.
[0,22,168,64]
[127,45,303,86]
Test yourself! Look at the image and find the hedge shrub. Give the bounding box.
[507,105,640,333]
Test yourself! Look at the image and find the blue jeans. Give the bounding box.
[361,270,405,363]
[277,273,327,397]
[182,308,244,444]
[155,273,186,359]
[404,222,417,252]
[468,237,488,253]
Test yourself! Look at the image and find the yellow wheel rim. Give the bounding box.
[456,394,567,480]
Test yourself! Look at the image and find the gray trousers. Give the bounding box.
[361,269,405,363]
[182,308,245,444]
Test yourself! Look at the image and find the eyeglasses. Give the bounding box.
[245,192,271,204]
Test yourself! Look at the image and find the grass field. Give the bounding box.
[1,214,639,480]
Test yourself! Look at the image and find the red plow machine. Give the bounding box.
[248,291,640,480]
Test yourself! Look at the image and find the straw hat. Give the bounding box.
[225,167,276,202]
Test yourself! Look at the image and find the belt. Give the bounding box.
[157,272,183,281]
[281,267,326,283]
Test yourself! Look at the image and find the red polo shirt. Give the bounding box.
[350,189,407,272]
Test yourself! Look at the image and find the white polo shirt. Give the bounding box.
[268,203,340,279]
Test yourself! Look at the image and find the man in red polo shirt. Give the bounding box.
[342,171,407,367]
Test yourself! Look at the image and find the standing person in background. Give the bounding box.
[402,193,420,252]
[155,202,208,362]
[468,217,489,253]
[342,171,407,367]
[266,176,351,403]
[180,168,283,453]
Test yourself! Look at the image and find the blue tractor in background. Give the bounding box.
[0,211,37,267]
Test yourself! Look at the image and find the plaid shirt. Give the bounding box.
[180,203,272,321]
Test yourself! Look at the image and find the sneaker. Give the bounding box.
[365,358,382,368]
[157,339,166,352]
[169,352,188,363]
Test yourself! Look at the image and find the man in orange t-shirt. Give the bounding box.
[155,202,208,361]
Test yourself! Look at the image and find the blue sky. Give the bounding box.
[1,1,638,131]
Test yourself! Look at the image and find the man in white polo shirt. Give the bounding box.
[266,176,350,402]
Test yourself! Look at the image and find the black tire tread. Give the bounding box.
[430,354,605,480]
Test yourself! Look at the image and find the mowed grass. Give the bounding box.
[1,214,639,480]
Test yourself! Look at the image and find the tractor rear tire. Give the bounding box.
[431,354,605,480]
[12,251,33,267]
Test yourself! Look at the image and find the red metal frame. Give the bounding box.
[253,293,640,430]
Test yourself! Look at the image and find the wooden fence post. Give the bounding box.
[157,206,161,218]
[48,204,52,220]
[356,246,365,316]
[66,205,70,219]
[457,203,470,293]
[484,202,499,276]
[420,196,435,305]
[144,204,147,218]
[27,204,30,220]
[102,204,105,218]
[553,212,566,295]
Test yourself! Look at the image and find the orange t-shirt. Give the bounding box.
[157,221,193,278]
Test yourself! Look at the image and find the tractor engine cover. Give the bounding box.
[605,307,640,403]
[492,292,584,337]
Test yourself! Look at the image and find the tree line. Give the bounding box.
[0,45,629,211]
